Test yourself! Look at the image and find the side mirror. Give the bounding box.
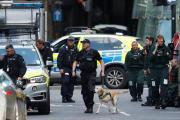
[46,57,53,67]
[16,80,23,89]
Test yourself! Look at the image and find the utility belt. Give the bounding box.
[82,70,96,73]
[151,64,168,69]
[63,65,72,68]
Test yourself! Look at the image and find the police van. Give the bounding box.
[50,34,144,89]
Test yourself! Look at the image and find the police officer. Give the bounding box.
[0,44,27,84]
[167,59,179,107]
[149,35,173,109]
[36,39,53,75]
[72,39,105,113]
[124,41,144,102]
[169,59,178,90]
[141,36,154,106]
[57,36,78,103]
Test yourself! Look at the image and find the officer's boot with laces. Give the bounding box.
[154,101,160,109]
[67,97,75,103]
[84,107,93,113]
[62,96,67,103]
[141,101,153,106]
[161,100,167,109]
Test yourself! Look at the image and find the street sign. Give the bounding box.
[167,0,176,5]
[53,9,61,21]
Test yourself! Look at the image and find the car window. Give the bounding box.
[84,37,105,51]
[53,37,80,53]
[102,37,112,50]
[109,37,126,50]
[0,48,41,66]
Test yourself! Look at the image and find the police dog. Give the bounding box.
[94,86,128,114]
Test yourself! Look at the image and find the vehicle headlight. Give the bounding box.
[29,76,47,83]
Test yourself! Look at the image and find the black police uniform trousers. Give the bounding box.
[61,66,75,99]
[81,71,96,109]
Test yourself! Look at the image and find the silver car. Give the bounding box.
[0,43,51,115]
[0,74,6,120]
[0,70,27,120]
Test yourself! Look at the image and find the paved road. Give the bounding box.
[27,87,180,120]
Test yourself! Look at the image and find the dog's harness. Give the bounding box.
[99,91,111,99]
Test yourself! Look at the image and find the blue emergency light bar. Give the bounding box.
[0,3,43,8]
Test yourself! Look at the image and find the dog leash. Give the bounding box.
[99,91,111,99]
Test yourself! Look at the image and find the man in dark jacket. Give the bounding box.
[124,41,145,102]
[142,36,154,106]
[57,36,78,103]
[0,44,27,84]
[36,39,53,75]
[148,35,173,109]
[167,59,179,107]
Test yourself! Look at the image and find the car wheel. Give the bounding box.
[12,101,18,120]
[105,67,127,89]
[38,89,50,115]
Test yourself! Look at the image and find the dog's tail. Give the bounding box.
[117,90,129,94]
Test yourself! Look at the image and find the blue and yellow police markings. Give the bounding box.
[101,51,115,64]
[101,51,123,64]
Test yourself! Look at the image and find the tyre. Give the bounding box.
[105,67,127,89]
[38,88,50,115]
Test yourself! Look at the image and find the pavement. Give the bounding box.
[27,87,180,120]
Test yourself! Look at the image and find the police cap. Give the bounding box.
[81,39,90,43]
[68,36,75,41]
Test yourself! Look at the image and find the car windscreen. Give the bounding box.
[0,48,41,66]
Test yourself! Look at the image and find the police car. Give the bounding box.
[0,42,51,115]
[50,34,144,89]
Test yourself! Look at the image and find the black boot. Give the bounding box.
[129,86,137,102]
[131,97,137,102]
[62,96,67,103]
[84,107,93,113]
[161,100,167,109]
[67,98,75,103]
[137,84,143,102]
[141,101,153,106]
[138,94,143,102]
[155,101,160,109]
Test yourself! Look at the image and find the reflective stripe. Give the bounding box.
[53,53,58,65]
[77,37,84,51]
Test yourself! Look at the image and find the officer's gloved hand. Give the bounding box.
[17,77,22,81]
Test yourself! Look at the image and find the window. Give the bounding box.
[84,37,104,51]
[0,48,41,66]
[53,37,80,53]
[102,38,112,50]
[109,38,126,50]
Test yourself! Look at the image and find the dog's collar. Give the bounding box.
[99,91,111,99]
